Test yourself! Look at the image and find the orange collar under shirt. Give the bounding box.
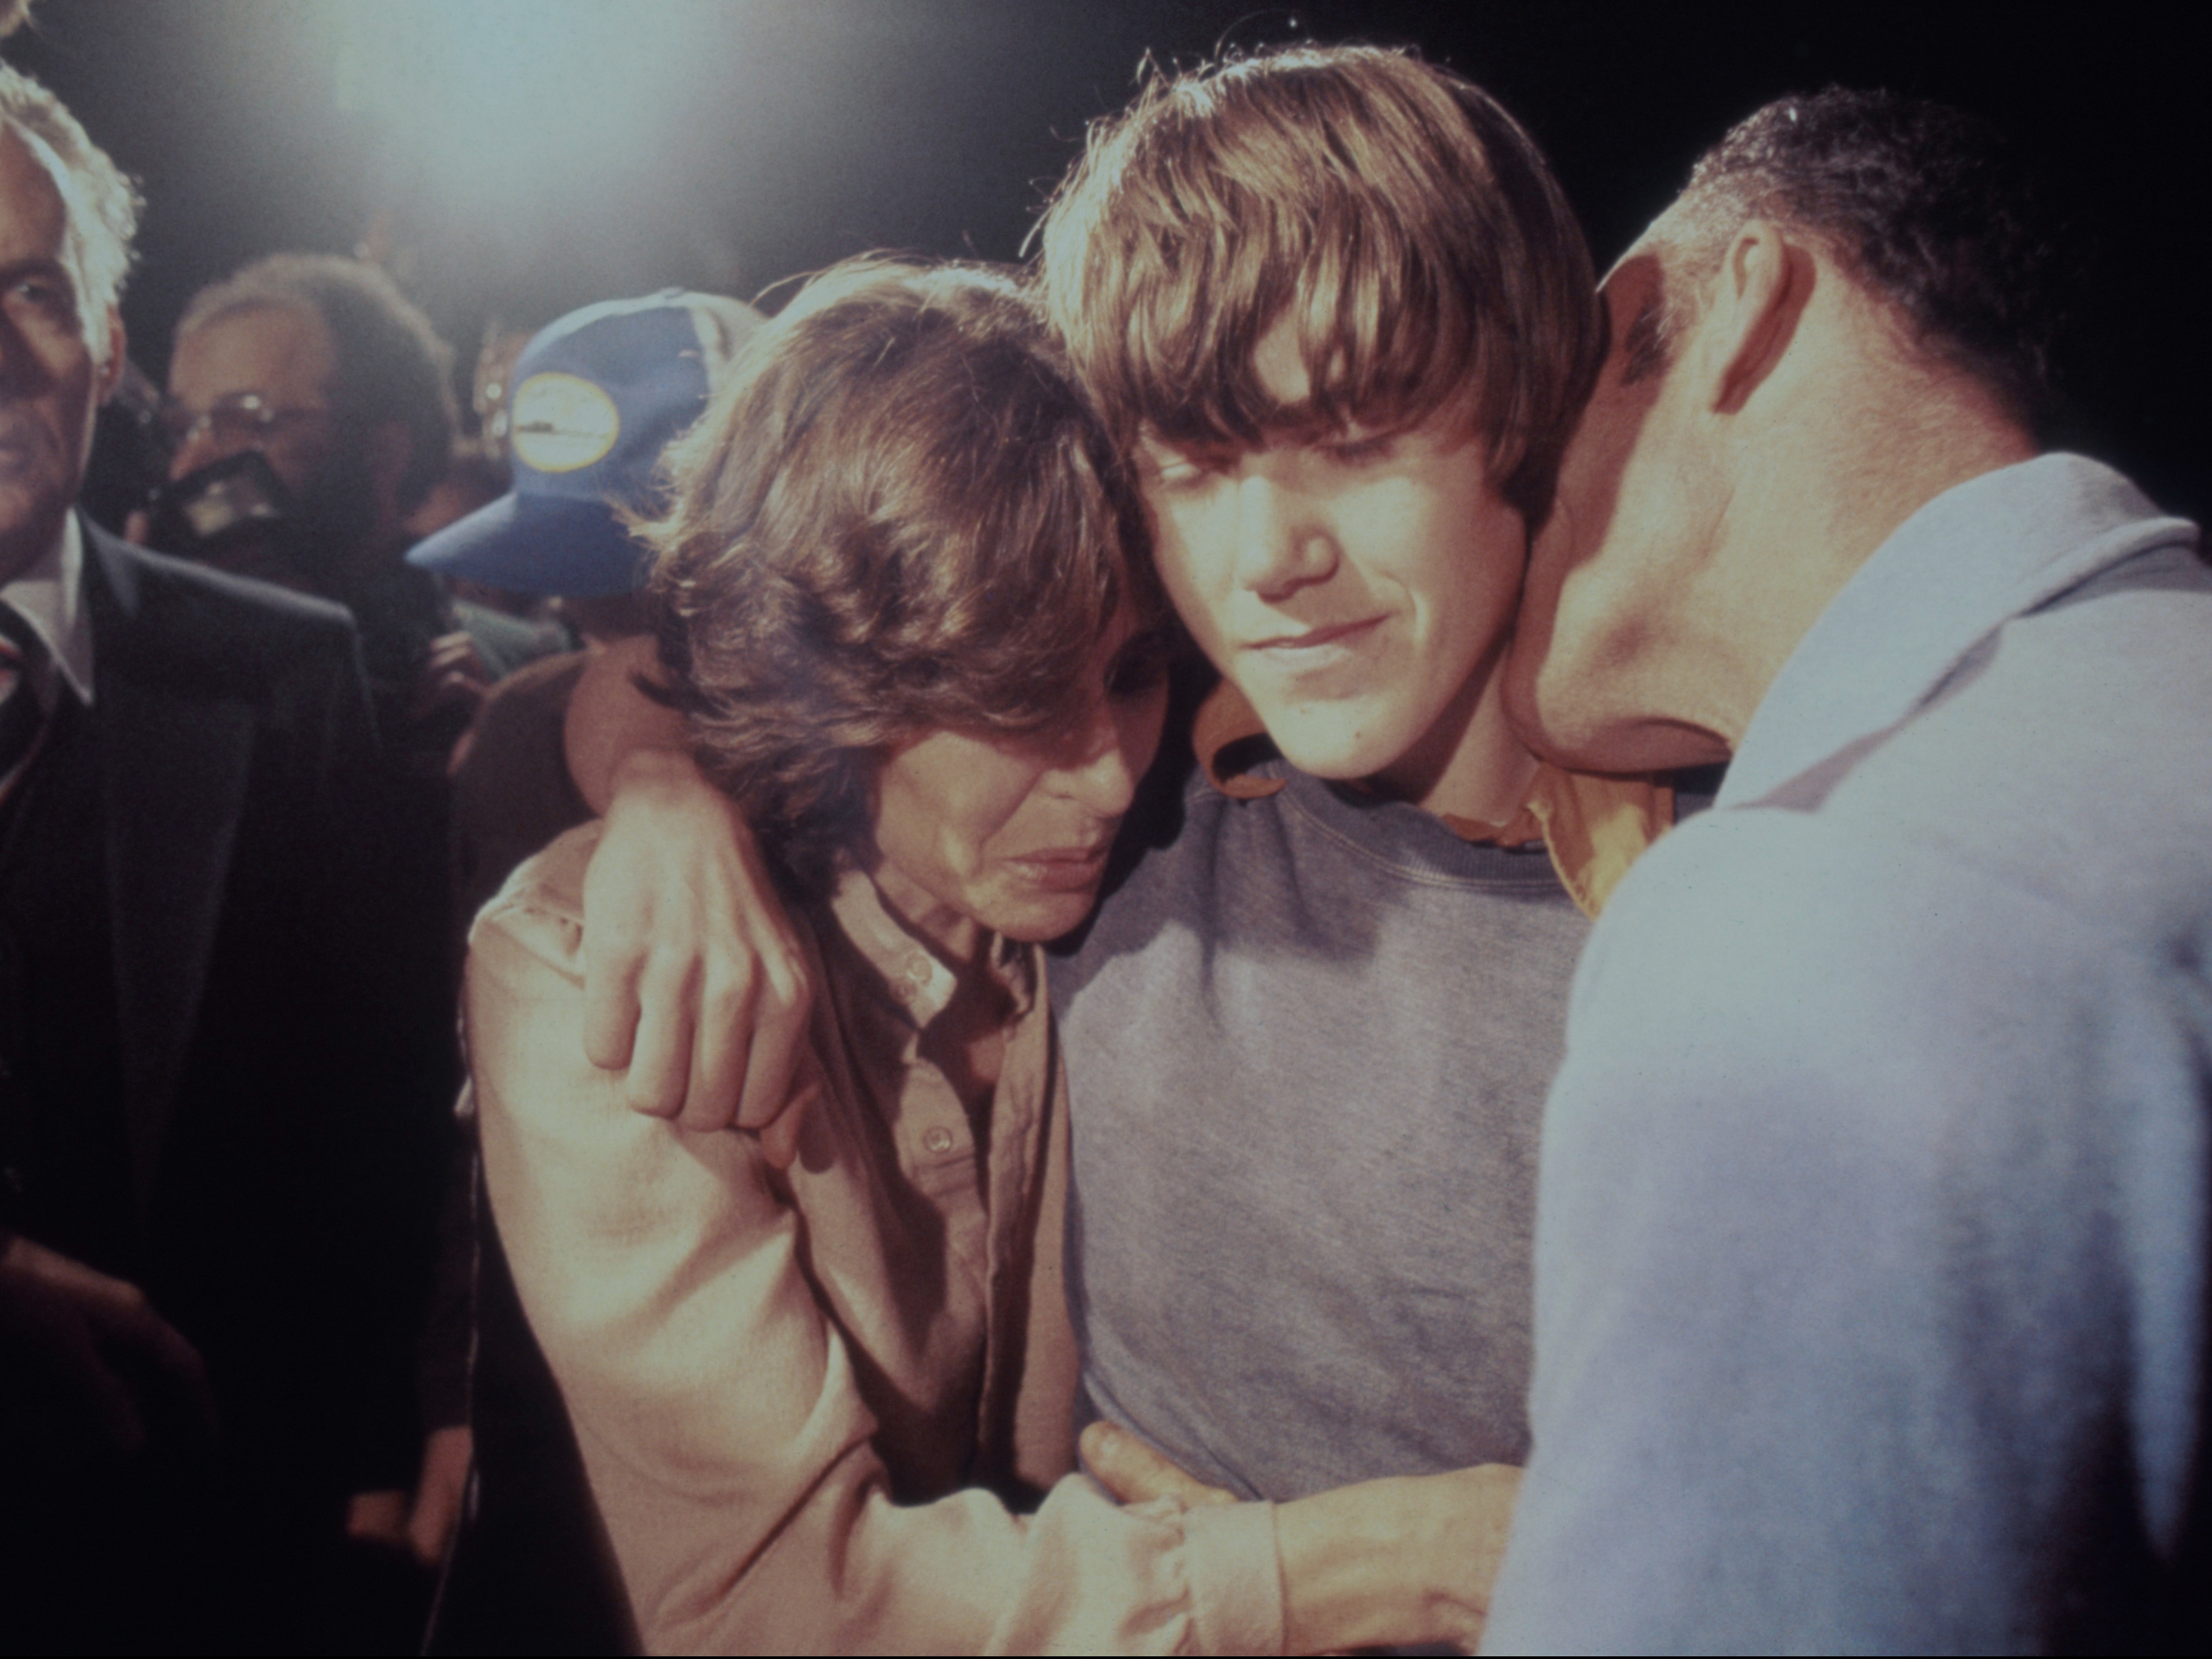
[1191,679,1673,919]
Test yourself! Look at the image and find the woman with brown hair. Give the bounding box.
[466,258,1502,1654]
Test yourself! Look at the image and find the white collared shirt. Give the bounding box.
[1,513,97,710]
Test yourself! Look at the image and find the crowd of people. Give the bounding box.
[0,23,2205,1659]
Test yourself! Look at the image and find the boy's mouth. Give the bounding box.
[1242,614,1387,670]
[1248,614,1383,648]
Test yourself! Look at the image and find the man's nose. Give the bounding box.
[1231,470,1335,600]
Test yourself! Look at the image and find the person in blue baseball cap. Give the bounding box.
[411,289,763,620]
[420,289,762,934]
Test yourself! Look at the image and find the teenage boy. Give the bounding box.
[568,43,1665,1520]
[1021,47,1681,1501]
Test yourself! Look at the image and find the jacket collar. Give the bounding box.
[1720,455,2197,810]
[1,513,95,706]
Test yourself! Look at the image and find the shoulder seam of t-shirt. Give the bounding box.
[1176,754,1572,892]
[1280,775,1570,895]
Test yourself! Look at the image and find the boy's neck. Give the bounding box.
[1370,653,1541,825]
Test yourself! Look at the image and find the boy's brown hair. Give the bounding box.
[642,257,1158,899]
[1037,44,1601,522]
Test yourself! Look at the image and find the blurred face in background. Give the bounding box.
[164,302,341,495]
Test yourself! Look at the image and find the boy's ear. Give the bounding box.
[1690,220,1811,417]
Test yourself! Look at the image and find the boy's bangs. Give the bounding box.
[1118,206,1488,450]
[1039,45,1604,518]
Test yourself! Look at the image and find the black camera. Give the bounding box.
[142,451,304,587]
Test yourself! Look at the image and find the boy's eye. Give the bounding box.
[1139,439,1233,490]
[1320,430,1396,466]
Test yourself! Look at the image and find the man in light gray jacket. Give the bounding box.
[1486,88,2210,1653]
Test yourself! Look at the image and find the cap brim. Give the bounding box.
[406,492,654,598]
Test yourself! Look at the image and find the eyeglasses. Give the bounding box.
[158,392,335,451]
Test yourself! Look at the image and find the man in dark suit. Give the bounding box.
[0,63,448,1651]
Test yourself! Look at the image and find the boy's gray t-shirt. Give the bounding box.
[1048,755,1591,1500]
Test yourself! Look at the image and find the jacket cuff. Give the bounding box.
[1181,1498,1287,1655]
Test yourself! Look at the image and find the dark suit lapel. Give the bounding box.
[83,524,258,1204]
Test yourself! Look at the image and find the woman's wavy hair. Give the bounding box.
[640,258,1158,899]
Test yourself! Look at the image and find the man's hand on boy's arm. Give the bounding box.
[566,637,815,1152]
[1083,1419,1521,1654]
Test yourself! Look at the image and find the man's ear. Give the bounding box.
[1691,220,1810,417]
[96,309,127,401]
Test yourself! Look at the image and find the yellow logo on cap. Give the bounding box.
[511,372,620,473]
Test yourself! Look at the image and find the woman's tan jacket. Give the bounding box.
[468,824,1283,1654]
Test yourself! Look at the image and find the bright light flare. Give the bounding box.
[330,0,729,219]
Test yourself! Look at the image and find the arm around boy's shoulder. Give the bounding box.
[464,825,877,1637]
[461,828,1292,1655]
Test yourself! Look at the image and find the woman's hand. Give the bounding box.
[1083,1419,1522,1654]
[1274,1461,1522,1653]
[578,746,815,1157]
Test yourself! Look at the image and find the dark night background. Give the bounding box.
[11,0,2205,521]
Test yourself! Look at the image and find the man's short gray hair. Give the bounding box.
[1628,89,2065,433]
[0,62,141,360]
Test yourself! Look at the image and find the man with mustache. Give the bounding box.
[152,253,548,764]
